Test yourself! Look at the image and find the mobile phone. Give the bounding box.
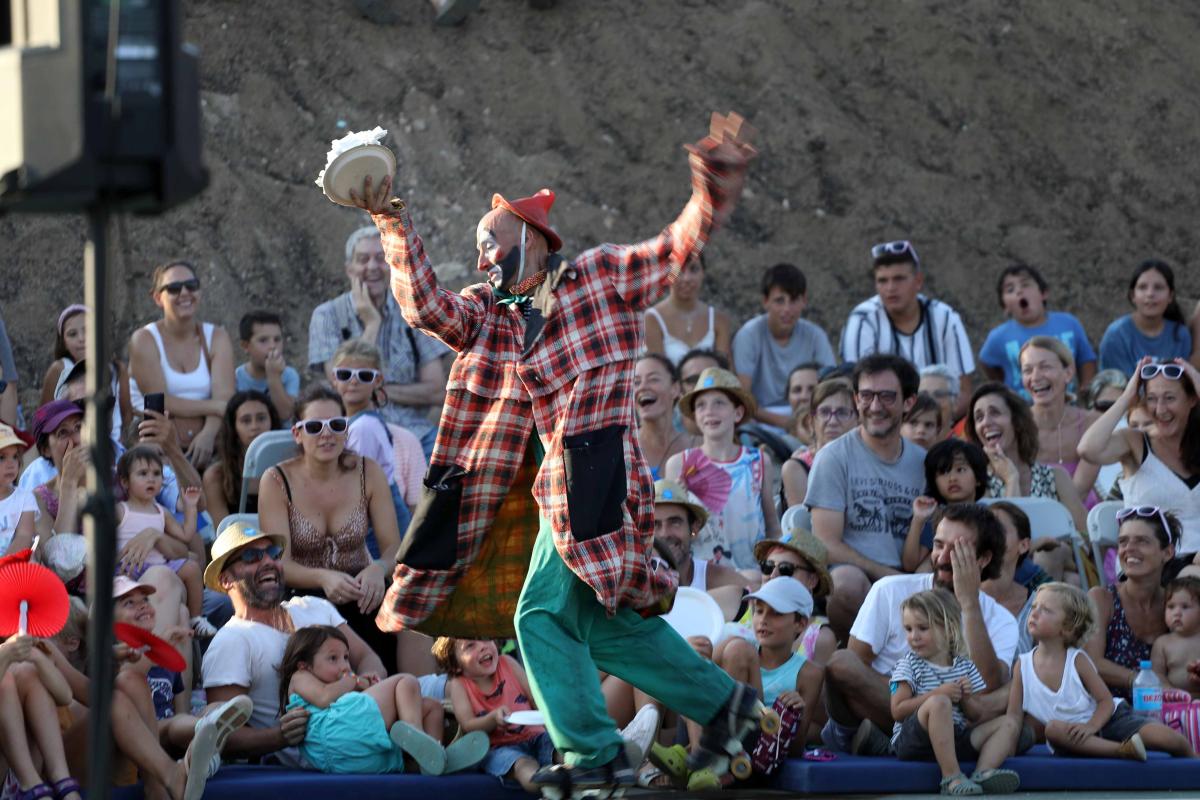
[144,393,165,415]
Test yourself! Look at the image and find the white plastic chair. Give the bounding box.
[238,429,296,513]
[980,496,1092,588]
[781,504,812,535]
[1087,501,1123,588]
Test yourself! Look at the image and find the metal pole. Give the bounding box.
[83,203,117,800]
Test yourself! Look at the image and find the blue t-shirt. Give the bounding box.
[235,363,300,398]
[978,312,1097,398]
[148,666,184,720]
[1098,315,1193,378]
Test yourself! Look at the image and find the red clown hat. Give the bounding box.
[491,188,563,253]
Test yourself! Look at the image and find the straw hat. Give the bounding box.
[653,479,709,528]
[0,423,26,452]
[204,521,287,592]
[753,528,833,599]
[678,367,757,420]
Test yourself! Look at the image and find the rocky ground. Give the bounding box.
[3,0,1199,411]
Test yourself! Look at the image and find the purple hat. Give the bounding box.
[31,399,84,441]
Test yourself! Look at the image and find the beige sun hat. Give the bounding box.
[753,527,833,599]
[653,479,709,528]
[678,367,757,420]
[0,423,26,452]
[204,521,287,592]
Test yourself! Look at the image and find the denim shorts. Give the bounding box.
[481,731,555,780]
[893,714,978,762]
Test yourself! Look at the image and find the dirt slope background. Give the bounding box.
[3,0,1199,412]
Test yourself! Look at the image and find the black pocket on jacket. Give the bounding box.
[397,464,467,570]
[563,425,627,541]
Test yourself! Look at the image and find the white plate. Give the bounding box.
[661,586,724,644]
[319,143,397,207]
[504,710,545,726]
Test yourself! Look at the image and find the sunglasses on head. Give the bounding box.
[333,367,380,384]
[1140,363,1184,381]
[1116,505,1173,539]
[292,417,349,436]
[233,543,283,565]
[871,240,920,267]
[759,559,805,578]
[158,278,200,295]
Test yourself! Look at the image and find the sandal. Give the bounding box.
[15,785,53,800]
[970,768,1020,794]
[940,773,982,796]
[50,779,82,800]
[636,765,675,789]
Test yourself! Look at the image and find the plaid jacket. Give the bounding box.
[373,145,744,634]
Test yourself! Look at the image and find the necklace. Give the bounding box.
[1052,405,1070,464]
[645,428,684,469]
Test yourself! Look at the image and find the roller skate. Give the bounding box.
[533,741,640,800]
[685,682,779,786]
[749,699,801,776]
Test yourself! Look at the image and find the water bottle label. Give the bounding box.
[1133,687,1162,712]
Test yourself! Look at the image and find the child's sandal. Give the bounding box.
[970,768,1020,794]
[16,785,53,800]
[49,779,82,800]
[939,773,982,796]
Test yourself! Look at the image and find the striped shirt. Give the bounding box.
[889,651,986,739]
[839,294,975,378]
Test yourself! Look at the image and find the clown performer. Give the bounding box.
[350,113,773,797]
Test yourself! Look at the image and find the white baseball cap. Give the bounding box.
[745,576,814,617]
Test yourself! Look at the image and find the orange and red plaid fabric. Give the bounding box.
[374,143,745,636]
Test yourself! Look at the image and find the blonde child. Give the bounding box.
[280,625,487,776]
[115,445,214,638]
[0,633,80,800]
[435,637,553,792]
[891,589,1021,795]
[665,367,780,571]
[1010,582,1194,762]
[0,423,37,556]
[902,440,988,573]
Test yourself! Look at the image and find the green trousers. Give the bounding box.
[516,516,735,767]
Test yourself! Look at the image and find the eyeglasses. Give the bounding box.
[292,417,349,436]
[1116,505,1173,537]
[759,559,810,578]
[871,240,920,267]
[815,406,855,422]
[1140,363,1184,381]
[1093,400,1115,412]
[158,278,200,295]
[233,543,283,565]
[856,390,899,407]
[333,368,380,384]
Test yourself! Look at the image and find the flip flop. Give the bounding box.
[443,730,489,773]
[389,721,447,776]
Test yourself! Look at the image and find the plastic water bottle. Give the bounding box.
[1131,660,1163,721]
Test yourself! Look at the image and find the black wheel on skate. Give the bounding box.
[759,707,780,735]
[731,753,753,780]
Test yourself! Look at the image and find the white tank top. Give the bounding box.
[646,306,716,366]
[690,557,709,591]
[1122,436,1200,554]
[1019,647,1101,726]
[144,321,214,401]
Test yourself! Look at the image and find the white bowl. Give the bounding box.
[661,586,724,644]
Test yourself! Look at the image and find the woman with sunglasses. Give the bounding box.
[258,385,403,673]
[1080,356,1200,568]
[129,261,235,469]
[1084,507,1181,698]
[780,379,857,510]
[1099,260,1194,379]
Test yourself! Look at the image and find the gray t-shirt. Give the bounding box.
[732,314,836,409]
[803,429,926,568]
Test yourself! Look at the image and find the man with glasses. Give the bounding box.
[840,241,975,423]
[804,354,927,642]
[308,225,449,459]
[201,522,388,762]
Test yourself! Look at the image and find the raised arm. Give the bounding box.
[1078,356,1150,470]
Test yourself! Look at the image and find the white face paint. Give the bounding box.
[482,221,527,289]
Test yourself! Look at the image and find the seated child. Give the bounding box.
[902,440,988,572]
[115,446,215,638]
[235,311,298,421]
[0,632,81,800]
[436,637,554,792]
[280,625,487,776]
[1153,578,1200,751]
[0,423,36,556]
[901,392,943,451]
[1012,582,1194,761]
[891,589,1021,795]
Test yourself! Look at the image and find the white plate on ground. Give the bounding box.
[504,710,545,726]
[662,586,724,644]
[319,143,396,207]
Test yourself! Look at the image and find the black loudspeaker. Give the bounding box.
[0,0,206,214]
